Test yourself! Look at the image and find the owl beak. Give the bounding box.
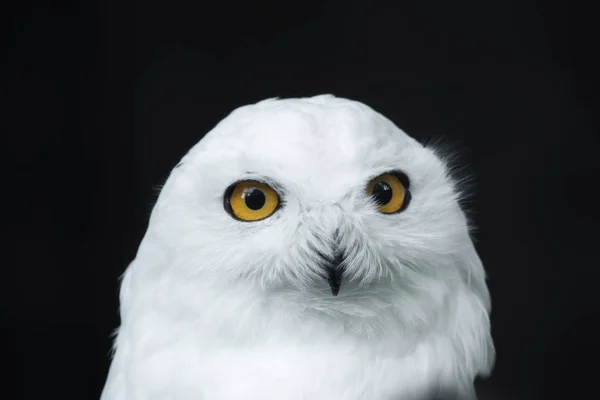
[325,253,345,296]
[325,265,343,296]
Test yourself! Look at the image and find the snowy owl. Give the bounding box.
[101,95,495,400]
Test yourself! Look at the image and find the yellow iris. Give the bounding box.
[366,173,408,214]
[225,181,280,221]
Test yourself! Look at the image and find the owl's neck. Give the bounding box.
[133,274,454,355]
[117,270,492,398]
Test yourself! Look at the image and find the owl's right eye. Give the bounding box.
[366,172,411,214]
[223,180,281,221]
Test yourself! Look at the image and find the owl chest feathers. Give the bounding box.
[105,282,483,400]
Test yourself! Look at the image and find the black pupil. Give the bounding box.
[372,181,393,205]
[244,188,266,210]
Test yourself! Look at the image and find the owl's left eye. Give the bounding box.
[224,180,281,221]
[366,172,411,214]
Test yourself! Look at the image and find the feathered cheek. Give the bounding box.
[334,242,389,286]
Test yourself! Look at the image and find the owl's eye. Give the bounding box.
[366,172,411,214]
[224,180,280,221]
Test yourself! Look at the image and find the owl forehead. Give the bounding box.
[224,107,407,193]
[192,99,425,202]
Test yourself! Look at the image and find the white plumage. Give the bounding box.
[101,95,495,400]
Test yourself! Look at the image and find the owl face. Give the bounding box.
[151,96,473,303]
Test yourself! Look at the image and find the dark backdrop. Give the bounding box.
[2,1,598,399]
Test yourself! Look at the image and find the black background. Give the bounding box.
[2,0,599,399]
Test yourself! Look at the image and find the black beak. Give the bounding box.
[325,252,345,296]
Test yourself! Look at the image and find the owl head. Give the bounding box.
[131,95,490,339]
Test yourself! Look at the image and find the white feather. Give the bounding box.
[101,95,495,400]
